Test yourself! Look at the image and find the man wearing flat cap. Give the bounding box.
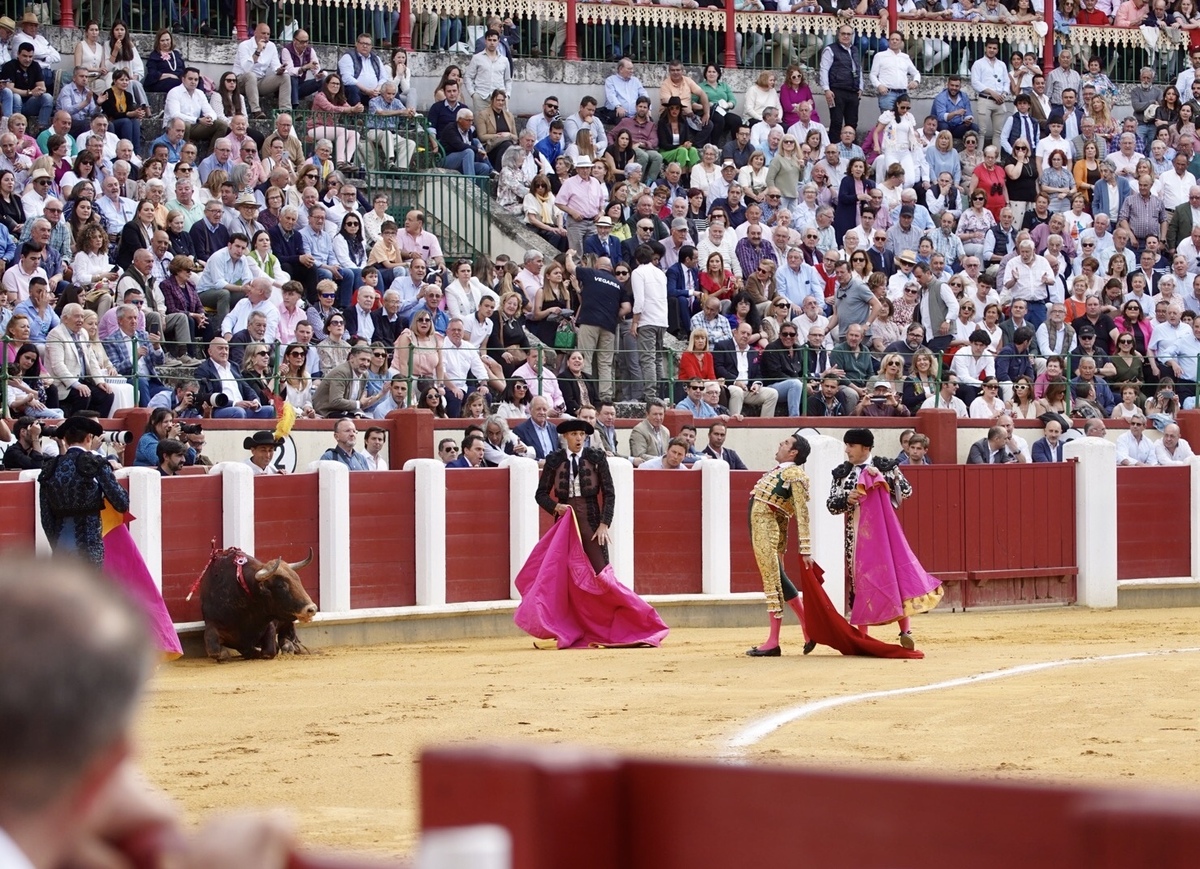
[534,418,614,572]
[827,427,942,649]
[38,416,130,565]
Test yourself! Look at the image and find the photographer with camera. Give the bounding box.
[2,417,45,470]
[147,379,203,418]
[133,408,196,468]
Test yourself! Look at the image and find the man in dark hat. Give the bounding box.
[745,434,815,658]
[244,429,283,475]
[827,428,942,649]
[534,418,615,572]
[38,416,129,565]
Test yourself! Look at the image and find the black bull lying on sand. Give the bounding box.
[196,547,318,662]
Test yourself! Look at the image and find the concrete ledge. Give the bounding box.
[1118,582,1200,610]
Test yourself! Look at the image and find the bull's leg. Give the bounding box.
[204,624,231,663]
[278,619,311,656]
[258,622,280,659]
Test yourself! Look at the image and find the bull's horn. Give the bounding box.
[255,557,282,581]
[288,548,314,571]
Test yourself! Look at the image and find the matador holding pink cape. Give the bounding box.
[826,428,943,651]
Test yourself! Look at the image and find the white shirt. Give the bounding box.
[869,49,920,91]
[234,38,281,79]
[164,85,217,124]
[1035,135,1074,165]
[365,451,389,471]
[214,360,241,403]
[1036,322,1076,357]
[1115,431,1158,465]
[1003,254,1056,303]
[1155,437,1195,465]
[949,349,996,386]
[76,130,119,162]
[631,263,668,328]
[970,56,1010,100]
[1152,169,1197,210]
[442,337,490,389]
[639,456,691,470]
[0,826,36,869]
[464,313,493,347]
[921,393,967,417]
[1109,149,1145,179]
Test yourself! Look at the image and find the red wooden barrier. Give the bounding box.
[632,471,703,594]
[254,474,322,608]
[895,464,968,609]
[160,474,224,623]
[728,469,797,594]
[445,469,511,603]
[0,479,36,553]
[964,462,1078,605]
[421,745,1200,869]
[348,471,417,608]
[1116,466,1192,580]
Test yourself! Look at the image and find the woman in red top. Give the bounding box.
[677,328,717,383]
[699,252,740,302]
[972,145,1008,220]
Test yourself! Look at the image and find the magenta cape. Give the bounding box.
[798,561,924,659]
[103,518,183,660]
[848,467,944,629]
[514,508,669,649]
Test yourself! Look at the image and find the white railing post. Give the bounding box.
[318,461,352,613]
[701,459,731,596]
[1064,439,1118,607]
[211,461,255,552]
[608,458,635,590]
[118,467,163,592]
[405,458,447,606]
[18,468,50,555]
[806,435,847,614]
[504,456,541,599]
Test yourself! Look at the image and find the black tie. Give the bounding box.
[571,453,579,482]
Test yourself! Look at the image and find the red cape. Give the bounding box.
[798,560,924,659]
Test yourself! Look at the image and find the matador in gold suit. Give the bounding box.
[745,434,815,658]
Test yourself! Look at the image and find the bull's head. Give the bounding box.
[254,550,318,622]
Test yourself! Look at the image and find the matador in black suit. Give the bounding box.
[535,418,615,572]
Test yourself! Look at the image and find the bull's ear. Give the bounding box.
[255,558,282,582]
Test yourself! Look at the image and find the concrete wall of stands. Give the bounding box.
[1,431,1197,633]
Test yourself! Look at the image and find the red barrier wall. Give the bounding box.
[728,470,798,595]
[160,474,224,623]
[421,745,1200,869]
[897,463,1077,608]
[254,474,322,608]
[0,479,35,553]
[633,471,704,595]
[445,469,511,603]
[349,471,417,608]
[1117,466,1192,580]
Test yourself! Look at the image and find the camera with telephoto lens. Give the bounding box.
[180,423,203,436]
[101,431,132,446]
[211,393,231,409]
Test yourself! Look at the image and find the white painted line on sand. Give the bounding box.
[723,647,1200,757]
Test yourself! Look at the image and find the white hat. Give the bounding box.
[574,156,593,169]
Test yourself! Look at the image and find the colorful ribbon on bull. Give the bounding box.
[185,538,251,601]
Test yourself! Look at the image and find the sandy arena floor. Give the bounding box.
[137,607,1200,857]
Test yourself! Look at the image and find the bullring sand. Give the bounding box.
[138,606,1200,856]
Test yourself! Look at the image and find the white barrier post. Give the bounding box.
[405,458,447,606]
[701,459,731,596]
[211,461,255,552]
[608,457,635,590]
[503,456,541,599]
[119,467,163,592]
[806,435,847,614]
[318,461,351,613]
[1064,438,1118,607]
[18,469,51,555]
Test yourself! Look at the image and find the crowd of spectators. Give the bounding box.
[3,7,1200,472]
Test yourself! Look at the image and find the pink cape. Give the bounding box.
[103,515,183,660]
[848,467,943,629]
[514,508,669,649]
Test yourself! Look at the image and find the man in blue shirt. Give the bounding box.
[148,118,186,164]
[320,418,372,470]
[599,57,648,126]
[301,205,355,307]
[932,74,977,140]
